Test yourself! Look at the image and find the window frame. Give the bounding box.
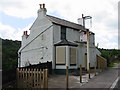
[61,26,66,40]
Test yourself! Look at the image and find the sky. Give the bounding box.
[0,0,119,49]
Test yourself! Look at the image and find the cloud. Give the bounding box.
[0,0,118,49]
[0,22,32,40]
[0,0,40,18]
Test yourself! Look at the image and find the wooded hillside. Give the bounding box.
[98,48,120,65]
[2,39,21,71]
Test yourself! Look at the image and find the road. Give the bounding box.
[112,64,120,90]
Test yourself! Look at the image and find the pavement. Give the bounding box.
[48,64,119,89]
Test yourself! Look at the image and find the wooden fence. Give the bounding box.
[97,55,107,70]
[22,61,52,74]
[17,68,48,88]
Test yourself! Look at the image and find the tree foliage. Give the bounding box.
[98,48,120,65]
[2,39,21,71]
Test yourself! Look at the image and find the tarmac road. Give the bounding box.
[112,64,120,90]
[113,64,120,90]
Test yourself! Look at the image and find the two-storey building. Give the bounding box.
[18,4,101,71]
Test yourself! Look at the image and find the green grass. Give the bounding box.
[108,60,120,67]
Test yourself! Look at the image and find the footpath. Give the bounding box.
[80,65,119,88]
[48,64,119,89]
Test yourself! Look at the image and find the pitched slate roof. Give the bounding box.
[54,39,78,47]
[46,15,86,31]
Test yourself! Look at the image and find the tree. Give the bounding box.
[2,39,21,71]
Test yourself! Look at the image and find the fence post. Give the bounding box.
[31,69,33,88]
[80,64,82,83]
[88,63,90,79]
[42,69,44,88]
[66,66,69,89]
[40,69,42,88]
[45,69,48,88]
[36,69,39,88]
[33,69,36,88]
[43,69,46,88]
[22,68,25,88]
[25,68,27,88]
[20,68,23,88]
[28,69,30,88]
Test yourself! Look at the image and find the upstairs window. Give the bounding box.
[61,26,66,40]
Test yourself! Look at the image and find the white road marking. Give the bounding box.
[109,77,119,90]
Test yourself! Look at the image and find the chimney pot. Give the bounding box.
[25,31,28,35]
[43,4,45,8]
[39,4,42,8]
[23,31,25,35]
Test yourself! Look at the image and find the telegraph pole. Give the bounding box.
[82,14,92,71]
[86,29,90,71]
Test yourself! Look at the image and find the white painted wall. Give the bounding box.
[66,28,80,42]
[19,8,54,67]
[20,26,53,67]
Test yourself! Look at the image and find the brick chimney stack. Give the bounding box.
[23,31,28,36]
[38,4,47,17]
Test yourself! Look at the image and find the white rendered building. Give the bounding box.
[18,4,101,71]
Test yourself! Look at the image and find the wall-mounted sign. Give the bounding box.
[80,34,87,42]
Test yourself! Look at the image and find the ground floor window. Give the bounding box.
[70,48,77,65]
[56,47,66,65]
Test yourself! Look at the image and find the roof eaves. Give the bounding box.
[46,15,94,33]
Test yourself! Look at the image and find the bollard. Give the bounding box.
[88,63,90,79]
[94,62,97,76]
[98,60,101,72]
[66,66,69,89]
[80,64,82,83]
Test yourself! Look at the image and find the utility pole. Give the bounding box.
[82,14,92,71]
[86,29,90,71]
[82,14,85,29]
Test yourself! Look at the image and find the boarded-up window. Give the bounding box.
[70,48,77,65]
[56,47,66,64]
